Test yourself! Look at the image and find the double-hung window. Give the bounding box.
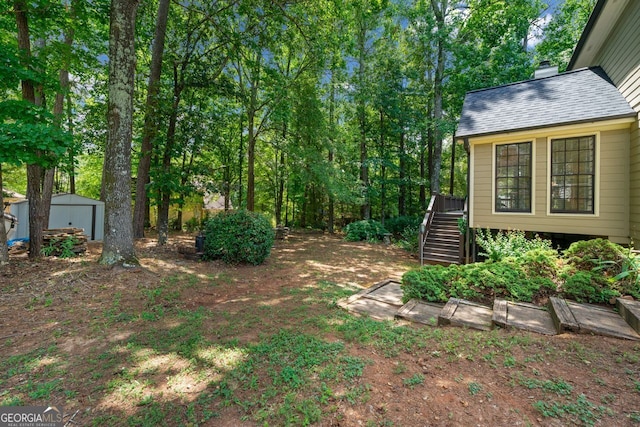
[495,142,532,212]
[550,135,595,214]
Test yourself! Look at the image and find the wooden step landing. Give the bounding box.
[396,299,442,326]
[549,297,639,341]
[339,279,640,341]
[617,298,640,335]
[493,299,557,335]
[337,279,403,321]
[438,298,493,331]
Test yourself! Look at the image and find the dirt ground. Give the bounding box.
[1,231,639,426]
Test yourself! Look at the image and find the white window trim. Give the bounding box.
[546,132,600,217]
[491,140,536,215]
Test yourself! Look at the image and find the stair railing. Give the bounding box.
[459,197,468,264]
[419,195,437,266]
[420,194,467,266]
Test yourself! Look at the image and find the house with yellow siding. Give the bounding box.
[455,0,640,250]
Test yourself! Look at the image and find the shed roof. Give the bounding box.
[456,67,635,140]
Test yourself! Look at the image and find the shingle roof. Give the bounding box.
[456,67,635,139]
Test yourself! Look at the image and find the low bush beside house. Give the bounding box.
[402,231,640,306]
[202,210,274,265]
[401,255,557,305]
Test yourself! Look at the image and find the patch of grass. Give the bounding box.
[403,373,425,388]
[125,400,168,426]
[517,375,573,395]
[207,329,368,425]
[503,354,517,367]
[341,383,372,405]
[533,394,611,427]
[392,362,407,375]
[1,395,24,406]
[24,379,62,400]
[468,382,482,395]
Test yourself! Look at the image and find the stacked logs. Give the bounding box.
[42,228,88,257]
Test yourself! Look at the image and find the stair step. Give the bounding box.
[617,298,640,335]
[343,280,640,340]
[424,241,459,250]
[549,297,640,340]
[426,234,458,241]
[422,253,460,264]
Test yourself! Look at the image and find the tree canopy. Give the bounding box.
[0,0,598,243]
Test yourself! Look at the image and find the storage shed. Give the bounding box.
[10,193,105,241]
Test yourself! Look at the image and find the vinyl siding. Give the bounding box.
[592,1,640,243]
[470,128,630,243]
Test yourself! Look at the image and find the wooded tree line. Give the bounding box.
[0,0,595,265]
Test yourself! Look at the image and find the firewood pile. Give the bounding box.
[42,228,88,257]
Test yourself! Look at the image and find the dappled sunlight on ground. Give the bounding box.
[14,232,640,425]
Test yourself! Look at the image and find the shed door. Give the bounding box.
[48,205,95,240]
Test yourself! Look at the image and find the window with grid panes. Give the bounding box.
[550,135,595,214]
[495,142,532,212]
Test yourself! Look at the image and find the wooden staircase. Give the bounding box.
[422,212,463,264]
[420,194,466,265]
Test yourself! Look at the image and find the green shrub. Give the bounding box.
[560,269,620,304]
[344,220,388,242]
[202,210,274,265]
[563,238,625,274]
[615,246,640,299]
[384,216,421,235]
[475,229,555,262]
[519,249,561,279]
[401,265,455,303]
[396,225,419,254]
[401,255,558,305]
[449,259,555,304]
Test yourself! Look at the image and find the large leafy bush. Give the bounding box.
[560,269,620,304]
[475,229,555,262]
[343,220,388,242]
[402,243,559,305]
[402,265,455,303]
[402,235,640,306]
[561,238,640,302]
[396,225,420,254]
[203,210,274,265]
[384,216,421,235]
[563,238,625,273]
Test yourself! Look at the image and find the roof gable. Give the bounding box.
[456,67,635,139]
[568,0,630,70]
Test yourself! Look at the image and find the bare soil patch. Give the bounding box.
[1,231,639,426]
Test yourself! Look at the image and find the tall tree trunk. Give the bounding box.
[420,130,427,211]
[449,139,456,195]
[54,2,75,194]
[237,110,243,209]
[398,132,406,216]
[158,62,182,245]
[430,0,447,196]
[327,77,336,233]
[0,165,8,265]
[133,0,170,238]
[175,144,195,230]
[99,0,139,265]
[275,149,285,225]
[246,66,259,211]
[15,1,52,259]
[358,23,370,220]
[67,96,76,194]
[380,109,386,225]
